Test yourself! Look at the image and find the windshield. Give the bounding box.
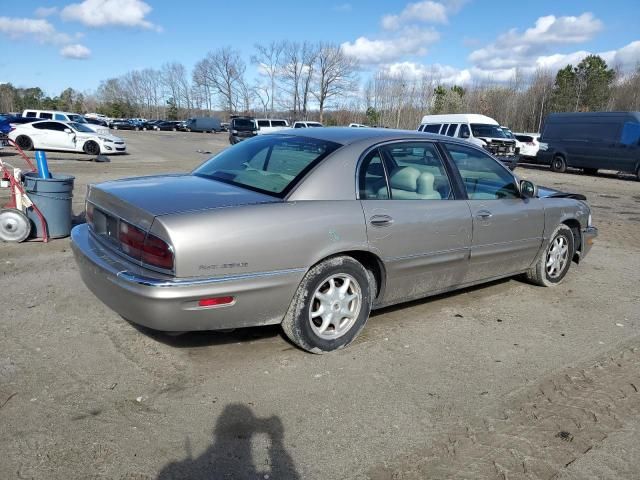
[470,124,506,138]
[69,122,96,133]
[233,118,256,129]
[193,135,341,197]
[68,114,87,124]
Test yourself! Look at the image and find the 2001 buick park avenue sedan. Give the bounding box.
[72,128,598,353]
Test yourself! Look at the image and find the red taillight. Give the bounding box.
[141,233,174,270]
[119,220,174,270]
[198,296,234,307]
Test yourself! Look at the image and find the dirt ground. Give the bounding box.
[1,131,639,479]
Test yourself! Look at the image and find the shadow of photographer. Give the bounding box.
[157,403,300,479]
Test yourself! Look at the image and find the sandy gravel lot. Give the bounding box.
[1,130,639,479]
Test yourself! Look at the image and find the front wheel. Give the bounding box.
[282,256,373,353]
[526,224,575,287]
[550,155,567,173]
[83,140,100,155]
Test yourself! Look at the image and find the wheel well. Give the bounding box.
[317,250,385,300]
[562,219,582,262]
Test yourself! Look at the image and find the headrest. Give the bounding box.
[417,172,435,195]
[389,167,420,191]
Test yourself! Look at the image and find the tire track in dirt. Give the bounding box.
[365,340,640,479]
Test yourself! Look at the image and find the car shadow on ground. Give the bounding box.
[137,277,518,351]
[156,403,301,480]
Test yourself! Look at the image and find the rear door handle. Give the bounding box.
[476,210,493,219]
[369,215,394,227]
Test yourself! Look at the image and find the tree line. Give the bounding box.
[1,48,638,133]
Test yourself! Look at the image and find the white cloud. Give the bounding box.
[35,7,58,18]
[61,0,161,31]
[342,28,440,64]
[469,13,603,70]
[0,16,72,44]
[382,1,447,30]
[60,43,91,59]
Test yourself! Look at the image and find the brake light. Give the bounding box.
[198,296,234,307]
[118,220,174,270]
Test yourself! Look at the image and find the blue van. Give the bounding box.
[537,112,640,178]
[183,117,222,133]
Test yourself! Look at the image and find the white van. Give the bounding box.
[255,118,290,134]
[418,114,518,162]
[22,110,110,135]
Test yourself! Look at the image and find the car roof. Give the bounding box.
[271,126,466,146]
[420,113,499,125]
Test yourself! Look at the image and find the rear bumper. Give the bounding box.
[71,224,304,332]
[580,226,598,260]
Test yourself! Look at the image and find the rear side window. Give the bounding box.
[446,124,457,137]
[440,124,449,134]
[294,123,305,128]
[423,124,441,133]
[359,150,388,200]
[272,120,287,127]
[40,113,53,119]
[257,120,270,127]
[515,135,533,142]
[25,111,36,118]
[34,122,66,131]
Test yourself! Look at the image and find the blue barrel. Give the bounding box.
[23,172,75,239]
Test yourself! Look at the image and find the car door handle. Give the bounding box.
[476,210,493,219]
[369,215,394,227]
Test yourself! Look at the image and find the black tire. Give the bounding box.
[526,224,575,287]
[550,155,567,173]
[282,256,373,354]
[636,165,640,181]
[583,168,598,175]
[15,135,33,151]
[83,140,100,155]
[0,208,31,242]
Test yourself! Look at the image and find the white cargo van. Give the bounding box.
[255,118,290,134]
[22,110,109,135]
[418,114,518,165]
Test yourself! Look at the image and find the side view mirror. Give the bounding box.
[519,179,537,198]
[64,128,72,133]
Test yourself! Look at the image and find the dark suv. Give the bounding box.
[229,117,257,145]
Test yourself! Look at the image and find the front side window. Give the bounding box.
[621,122,640,146]
[55,114,66,121]
[445,143,519,200]
[458,124,470,138]
[193,135,341,197]
[294,123,305,128]
[377,142,452,200]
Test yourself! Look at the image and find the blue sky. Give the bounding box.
[1,0,639,95]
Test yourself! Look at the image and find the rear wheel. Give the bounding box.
[83,140,100,155]
[526,224,575,287]
[282,256,373,354]
[15,135,33,151]
[550,155,567,173]
[0,208,31,242]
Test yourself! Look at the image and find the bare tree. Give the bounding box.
[313,43,358,123]
[251,41,285,116]
[202,47,246,113]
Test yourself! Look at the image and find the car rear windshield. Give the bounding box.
[193,135,341,197]
[470,124,506,138]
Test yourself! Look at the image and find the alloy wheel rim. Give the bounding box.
[546,235,569,278]
[309,273,362,340]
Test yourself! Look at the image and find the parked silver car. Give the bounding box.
[71,128,598,353]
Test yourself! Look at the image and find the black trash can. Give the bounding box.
[23,172,75,239]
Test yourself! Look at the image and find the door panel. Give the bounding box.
[466,199,544,281]
[362,200,472,303]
